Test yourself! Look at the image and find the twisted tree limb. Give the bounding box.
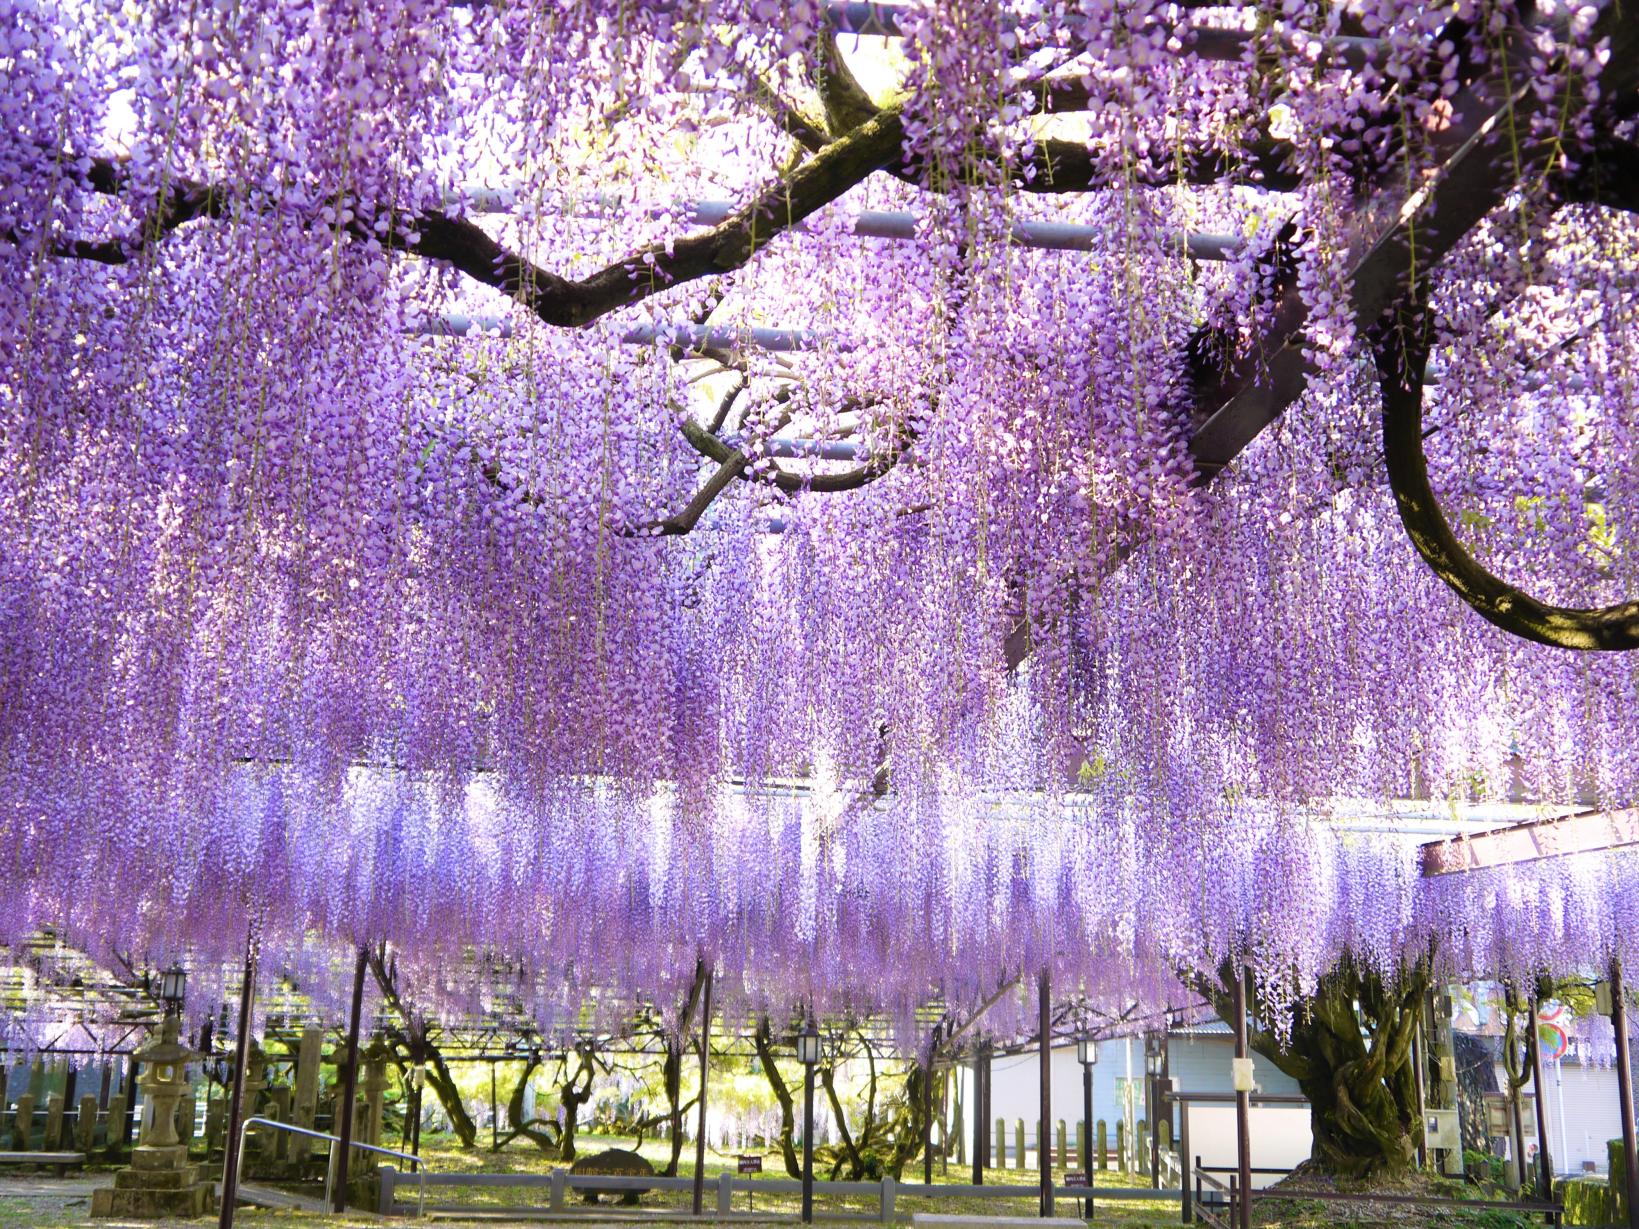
[34,103,907,330]
[1373,299,1639,651]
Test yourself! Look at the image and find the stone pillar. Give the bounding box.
[1138,1122,1150,1175]
[76,1095,99,1152]
[289,1026,321,1172]
[1116,1120,1127,1172]
[239,1040,269,1172]
[203,1100,225,1161]
[44,1094,65,1151]
[12,1094,35,1150]
[1096,1120,1108,1170]
[351,1039,389,1180]
[178,1093,196,1148]
[362,1041,389,1146]
[267,1087,292,1162]
[1014,1120,1025,1170]
[90,1017,214,1219]
[103,1096,126,1157]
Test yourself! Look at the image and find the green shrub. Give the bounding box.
[1463,1148,1506,1186]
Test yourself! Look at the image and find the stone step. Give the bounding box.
[231,1182,331,1214]
[114,1165,204,1191]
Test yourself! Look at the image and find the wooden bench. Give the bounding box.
[0,1151,86,1176]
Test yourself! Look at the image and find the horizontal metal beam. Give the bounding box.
[831,2,1383,67]
[450,193,1241,261]
[726,435,860,461]
[1420,807,1639,876]
[409,315,851,352]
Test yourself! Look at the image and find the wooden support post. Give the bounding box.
[972,1043,989,1183]
[331,946,368,1214]
[1039,968,1053,1217]
[923,1026,937,1186]
[802,1034,816,1224]
[218,925,259,1229]
[1528,985,1554,1203]
[1232,967,1251,1229]
[1412,1013,1428,1169]
[120,1053,137,1152]
[1612,958,1639,1229]
[1179,1105,1192,1225]
[692,966,713,1218]
[1081,1061,1092,1174]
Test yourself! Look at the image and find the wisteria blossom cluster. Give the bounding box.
[2,0,1637,1035]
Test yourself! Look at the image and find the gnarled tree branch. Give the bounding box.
[1373,298,1639,651]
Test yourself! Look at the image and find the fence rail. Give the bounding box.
[378,1170,1182,1221]
[1191,1167,1231,1229]
[237,1117,426,1215]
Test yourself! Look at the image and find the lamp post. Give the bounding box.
[1077,1038,1096,1175]
[159,965,187,1016]
[798,1020,822,1224]
[1231,970,1253,1229]
[1039,968,1053,1218]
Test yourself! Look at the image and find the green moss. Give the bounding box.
[1563,1175,1614,1226]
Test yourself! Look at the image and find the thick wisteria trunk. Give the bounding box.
[553,1047,599,1161]
[753,1018,803,1178]
[663,1042,688,1176]
[368,951,478,1147]
[820,1063,865,1178]
[501,1054,559,1153]
[418,1044,479,1149]
[1196,955,1429,1180]
[879,1063,933,1178]
[657,961,710,1176]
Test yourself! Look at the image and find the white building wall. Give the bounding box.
[954,1037,1162,1161]
[1493,1056,1631,1176]
[951,1032,1303,1164]
[1165,1032,1301,1098]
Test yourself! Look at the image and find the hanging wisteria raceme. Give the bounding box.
[2,0,1639,1034]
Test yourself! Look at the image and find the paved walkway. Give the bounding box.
[0,1173,101,1224]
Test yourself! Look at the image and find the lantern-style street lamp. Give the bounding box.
[798,1020,821,1223]
[159,964,187,1015]
[1077,1038,1096,1173]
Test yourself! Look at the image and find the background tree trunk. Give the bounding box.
[754,1017,802,1177]
[368,948,478,1147]
[1192,953,1430,1180]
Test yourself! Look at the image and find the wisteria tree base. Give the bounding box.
[1192,956,1430,1182]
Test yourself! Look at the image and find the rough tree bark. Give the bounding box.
[367,947,479,1147]
[552,1045,600,1161]
[659,959,709,1177]
[499,1053,561,1153]
[1191,953,1432,1180]
[753,1017,803,1178]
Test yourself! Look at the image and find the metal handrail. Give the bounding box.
[232,1115,427,1216]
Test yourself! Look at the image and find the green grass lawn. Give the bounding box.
[0,1134,1549,1229]
[400,1131,1181,1225]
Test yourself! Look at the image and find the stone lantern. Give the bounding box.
[91,1015,215,1218]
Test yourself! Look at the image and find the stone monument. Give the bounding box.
[91,1017,215,1219]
